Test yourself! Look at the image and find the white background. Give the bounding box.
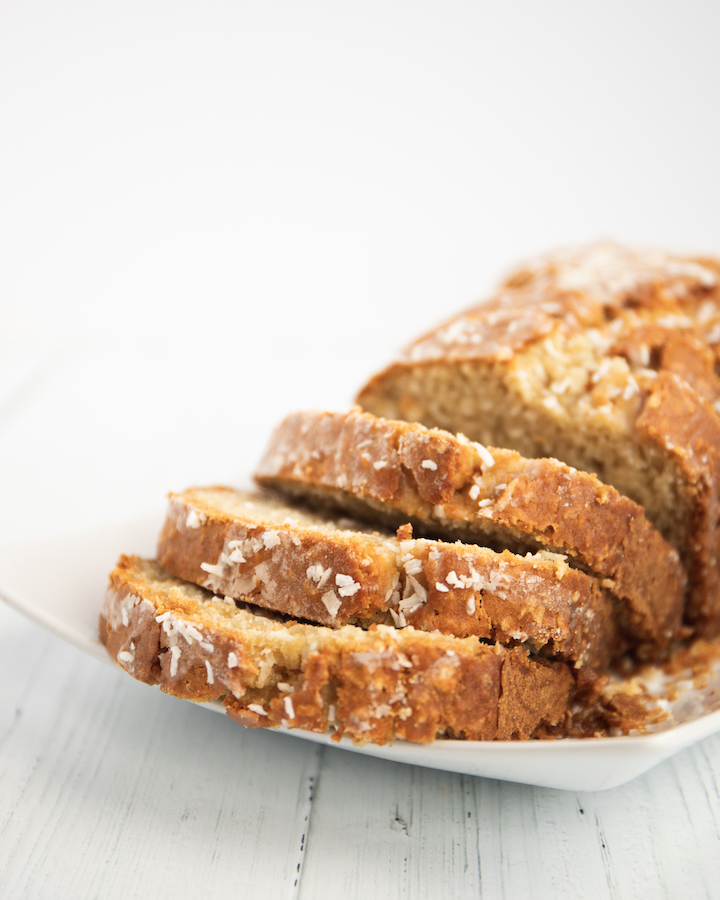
[1,1,720,897]
[3,0,720,353]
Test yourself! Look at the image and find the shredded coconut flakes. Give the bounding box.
[473,442,495,468]
[185,508,205,529]
[307,564,332,588]
[169,645,181,677]
[336,573,361,596]
[321,590,342,617]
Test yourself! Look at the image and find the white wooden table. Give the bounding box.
[2,338,720,900]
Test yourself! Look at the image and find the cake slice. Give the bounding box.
[156,486,617,672]
[100,555,575,743]
[255,409,684,657]
[356,242,720,636]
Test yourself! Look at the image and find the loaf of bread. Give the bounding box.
[255,408,685,657]
[357,242,720,637]
[100,555,575,744]
[156,486,617,671]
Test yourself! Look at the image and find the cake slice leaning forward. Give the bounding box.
[156,486,618,673]
[255,409,685,658]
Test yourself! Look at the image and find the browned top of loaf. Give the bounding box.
[356,242,720,442]
[361,242,720,369]
[156,487,616,671]
[255,409,684,655]
[101,555,575,744]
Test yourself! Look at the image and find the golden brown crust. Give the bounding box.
[356,242,720,636]
[157,487,400,627]
[366,242,720,370]
[157,487,617,671]
[636,372,720,633]
[100,555,574,744]
[255,409,684,654]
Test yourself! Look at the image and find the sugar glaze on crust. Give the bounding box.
[100,556,575,744]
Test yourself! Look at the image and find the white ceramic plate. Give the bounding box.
[2,509,720,793]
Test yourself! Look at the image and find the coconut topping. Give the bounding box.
[169,645,181,677]
[185,508,205,529]
[307,564,332,589]
[321,590,342,617]
[335,573,361,597]
[473,442,495,469]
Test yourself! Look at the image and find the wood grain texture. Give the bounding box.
[0,602,318,899]
[2,600,720,900]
